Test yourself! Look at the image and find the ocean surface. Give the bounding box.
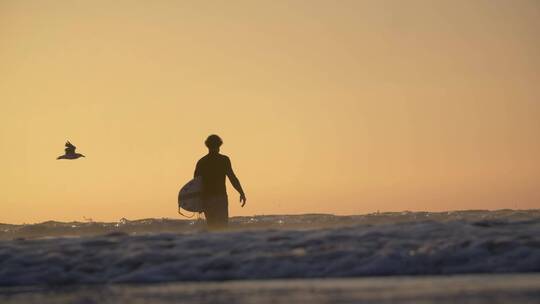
[1,274,540,304]
[1,210,540,303]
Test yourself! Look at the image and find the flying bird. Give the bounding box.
[57,141,85,160]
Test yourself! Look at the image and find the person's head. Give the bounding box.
[205,134,223,153]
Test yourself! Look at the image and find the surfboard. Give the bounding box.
[178,177,203,214]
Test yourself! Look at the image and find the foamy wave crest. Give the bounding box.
[0,210,539,286]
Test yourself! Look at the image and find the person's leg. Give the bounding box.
[216,195,229,227]
[203,196,228,230]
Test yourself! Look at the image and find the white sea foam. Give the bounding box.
[0,210,539,286]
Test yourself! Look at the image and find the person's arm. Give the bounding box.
[194,160,201,179]
[225,157,246,207]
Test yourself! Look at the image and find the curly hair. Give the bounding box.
[205,134,223,149]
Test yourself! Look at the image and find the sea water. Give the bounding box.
[0,210,539,303]
[1,275,540,304]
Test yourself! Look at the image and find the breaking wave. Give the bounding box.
[0,210,539,286]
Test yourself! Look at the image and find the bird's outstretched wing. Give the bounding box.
[65,141,76,154]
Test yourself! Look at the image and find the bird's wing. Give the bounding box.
[65,141,76,154]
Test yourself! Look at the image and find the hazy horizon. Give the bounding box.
[1,0,539,224]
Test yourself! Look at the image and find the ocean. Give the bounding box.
[1,210,539,303]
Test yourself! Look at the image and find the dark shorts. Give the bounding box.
[202,195,228,230]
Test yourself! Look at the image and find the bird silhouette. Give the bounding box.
[57,141,85,160]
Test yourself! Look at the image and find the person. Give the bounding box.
[194,135,246,230]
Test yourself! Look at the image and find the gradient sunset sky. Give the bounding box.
[1,0,539,224]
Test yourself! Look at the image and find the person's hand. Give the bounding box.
[240,194,247,207]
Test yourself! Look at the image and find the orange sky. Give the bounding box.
[1,0,539,224]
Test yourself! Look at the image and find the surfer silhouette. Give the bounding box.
[194,135,246,230]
